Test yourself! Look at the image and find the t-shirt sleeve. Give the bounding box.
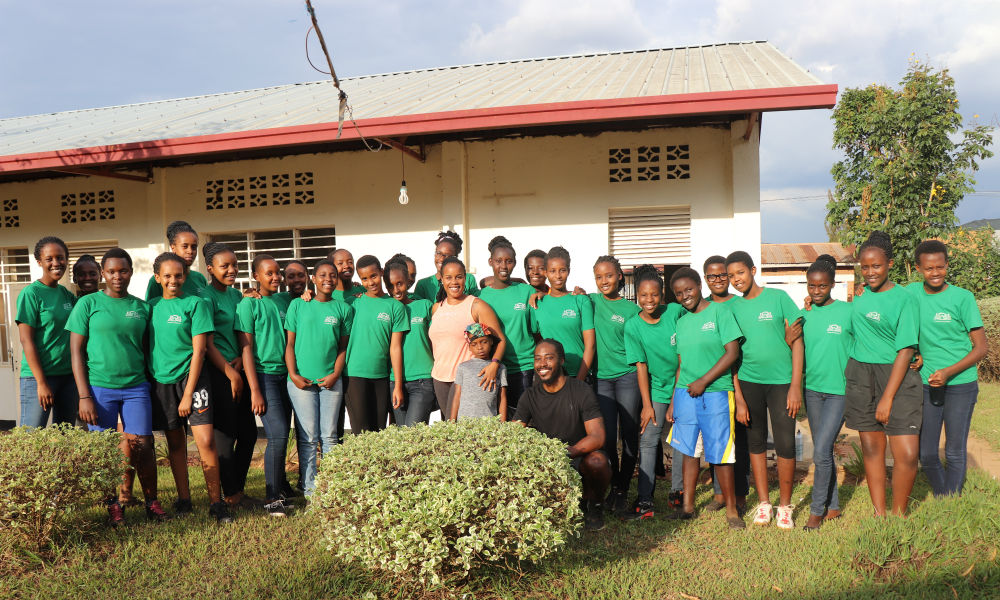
[234,299,254,334]
[343,304,355,336]
[578,382,602,422]
[960,289,984,331]
[466,273,480,297]
[529,306,541,335]
[624,319,646,365]
[454,362,468,387]
[894,293,920,352]
[391,301,409,333]
[14,287,40,328]
[667,303,684,324]
[579,295,595,331]
[778,289,801,323]
[65,298,90,336]
[145,276,161,301]
[498,364,507,387]
[512,389,534,422]
[284,300,299,333]
[191,297,215,336]
[717,305,743,345]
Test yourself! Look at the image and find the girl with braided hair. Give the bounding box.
[146,220,208,300]
[413,230,479,301]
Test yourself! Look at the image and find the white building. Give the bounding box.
[0,42,836,423]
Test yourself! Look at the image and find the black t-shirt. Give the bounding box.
[513,377,602,446]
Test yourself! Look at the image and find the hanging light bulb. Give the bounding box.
[398,180,409,205]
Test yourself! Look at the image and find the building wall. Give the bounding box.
[761,266,856,305]
[0,119,761,420]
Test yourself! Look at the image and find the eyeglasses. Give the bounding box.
[705,274,729,282]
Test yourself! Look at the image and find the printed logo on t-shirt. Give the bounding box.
[865,311,881,322]
[323,316,339,325]
[62,302,73,311]
[513,302,527,311]
[561,309,578,319]
[377,312,391,322]
[758,311,774,321]
[826,324,842,334]
[279,311,286,321]
[166,314,183,324]
[411,316,425,325]
[611,314,625,324]
[933,312,952,322]
[701,321,716,331]
[124,310,142,320]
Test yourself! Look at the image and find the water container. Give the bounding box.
[795,429,804,461]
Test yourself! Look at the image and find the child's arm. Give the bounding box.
[449,384,462,421]
[498,386,507,422]
[239,331,265,416]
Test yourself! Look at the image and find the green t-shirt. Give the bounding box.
[850,284,919,364]
[801,301,854,395]
[147,295,214,384]
[728,287,800,384]
[674,301,743,393]
[15,280,77,377]
[345,295,410,379]
[479,283,537,373]
[624,304,684,403]
[907,283,983,385]
[198,285,243,362]
[235,294,291,375]
[145,270,208,301]
[284,298,354,382]
[589,293,641,379]
[331,286,365,304]
[413,273,479,302]
[530,293,595,378]
[65,292,151,389]
[395,299,434,382]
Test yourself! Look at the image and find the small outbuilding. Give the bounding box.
[760,242,857,304]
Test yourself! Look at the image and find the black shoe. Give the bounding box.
[605,489,628,514]
[585,503,606,531]
[209,501,235,524]
[623,501,655,521]
[265,499,287,518]
[173,498,193,516]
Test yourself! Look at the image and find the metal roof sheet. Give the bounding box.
[761,243,857,266]
[0,41,823,157]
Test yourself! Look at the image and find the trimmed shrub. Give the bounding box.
[979,297,1000,382]
[0,424,124,552]
[311,418,582,585]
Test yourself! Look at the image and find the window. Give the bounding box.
[0,247,30,365]
[207,227,336,290]
[609,206,691,266]
[63,240,118,292]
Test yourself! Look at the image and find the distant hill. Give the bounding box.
[962,218,1000,230]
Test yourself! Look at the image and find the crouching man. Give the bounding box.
[513,338,612,530]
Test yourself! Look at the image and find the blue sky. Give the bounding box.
[2,0,997,242]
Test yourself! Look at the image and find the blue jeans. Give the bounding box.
[286,378,343,496]
[19,375,78,428]
[919,382,978,496]
[637,402,669,503]
[260,373,292,501]
[391,379,436,426]
[805,389,846,516]
[596,371,641,493]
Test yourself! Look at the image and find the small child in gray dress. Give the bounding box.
[450,323,508,421]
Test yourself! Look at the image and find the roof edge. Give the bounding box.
[0,84,837,175]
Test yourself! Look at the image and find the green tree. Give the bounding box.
[826,59,994,280]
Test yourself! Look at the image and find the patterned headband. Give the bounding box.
[464,322,493,341]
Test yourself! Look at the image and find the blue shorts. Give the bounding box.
[667,388,735,465]
[87,382,153,436]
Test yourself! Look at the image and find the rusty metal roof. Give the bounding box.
[0,41,824,157]
[761,243,856,266]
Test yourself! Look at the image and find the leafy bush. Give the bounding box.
[0,424,124,553]
[979,297,1000,382]
[311,418,582,585]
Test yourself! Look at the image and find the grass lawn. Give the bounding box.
[972,382,1000,453]
[4,460,1000,600]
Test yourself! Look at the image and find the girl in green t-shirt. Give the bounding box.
[384,256,436,426]
[590,255,641,514]
[524,248,549,294]
[148,253,231,523]
[68,247,164,526]
[71,253,101,298]
[236,253,294,516]
[328,248,366,299]
[200,242,259,511]
[846,231,921,517]
[17,236,78,429]
[145,220,208,300]
[911,240,988,497]
[413,230,479,301]
[478,236,537,417]
[530,246,595,381]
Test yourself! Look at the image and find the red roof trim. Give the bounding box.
[0,84,837,174]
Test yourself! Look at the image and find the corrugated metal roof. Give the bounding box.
[0,41,822,156]
[761,243,856,266]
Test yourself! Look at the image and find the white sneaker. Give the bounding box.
[752,502,773,526]
[776,504,795,529]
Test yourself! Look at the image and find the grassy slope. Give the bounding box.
[4,467,1000,600]
[972,382,1000,453]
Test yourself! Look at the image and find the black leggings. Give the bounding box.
[208,363,258,498]
[742,381,796,459]
[433,379,456,419]
[346,376,390,433]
